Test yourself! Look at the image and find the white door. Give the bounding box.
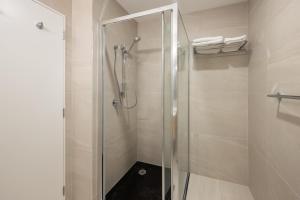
[0,0,65,200]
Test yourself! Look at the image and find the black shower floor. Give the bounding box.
[106,162,170,200]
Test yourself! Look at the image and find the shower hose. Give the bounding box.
[113,46,138,109]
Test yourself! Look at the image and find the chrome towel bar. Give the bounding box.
[267,92,300,101]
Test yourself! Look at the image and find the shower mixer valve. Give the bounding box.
[112,98,121,111]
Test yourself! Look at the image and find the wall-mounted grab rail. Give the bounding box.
[267,92,300,101]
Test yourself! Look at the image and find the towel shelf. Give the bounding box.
[267,92,300,101]
[194,48,248,57]
[194,40,248,56]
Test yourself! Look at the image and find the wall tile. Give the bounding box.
[249,0,300,199]
[190,134,249,185]
[184,2,249,185]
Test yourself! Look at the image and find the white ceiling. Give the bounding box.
[116,0,247,14]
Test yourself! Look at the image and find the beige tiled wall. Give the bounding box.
[183,2,249,185]
[71,0,95,199]
[248,0,300,199]
[136,18,163,166]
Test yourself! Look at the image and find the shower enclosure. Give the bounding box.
[99,3,190,200]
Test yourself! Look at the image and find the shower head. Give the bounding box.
[134,36,141,42]
[127,36,141,53]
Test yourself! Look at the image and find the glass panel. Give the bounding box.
[101,10,174,200]
[162,11,172,200]
[102,19,139,199]
[177,12,190,200]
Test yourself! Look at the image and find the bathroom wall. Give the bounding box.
[248,0,300,199]
[70,0,96,199]
[183,2,249,185]
[136,18,163,166]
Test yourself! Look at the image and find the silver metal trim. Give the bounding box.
[178,11,191,42]
[101,26,106,200]
[182,173,190,200]
[189,45,192,173]
[171,4,178,200]
[94,21,101,200]
[161,11,166,200]
[267,92,300,101]
[101,3,177,26]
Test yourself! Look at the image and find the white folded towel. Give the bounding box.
[222,35,247,53]
[193,36,224,43]
[224,35,247,45]
[192,36,224,47]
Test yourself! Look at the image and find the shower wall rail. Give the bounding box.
[267,92,300,101]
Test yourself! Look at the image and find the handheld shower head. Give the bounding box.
[134,36,141,42]
[127,36,141,53]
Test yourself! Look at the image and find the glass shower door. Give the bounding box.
[163,8,190,200]
[100,4,189,200]
[162,10,172,200]
[177,13,190,200]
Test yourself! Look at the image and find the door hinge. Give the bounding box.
[63,31,66,40]
[63,108,65,118]
[63,185,65,196]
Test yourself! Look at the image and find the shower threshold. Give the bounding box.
[106,162,171,200]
